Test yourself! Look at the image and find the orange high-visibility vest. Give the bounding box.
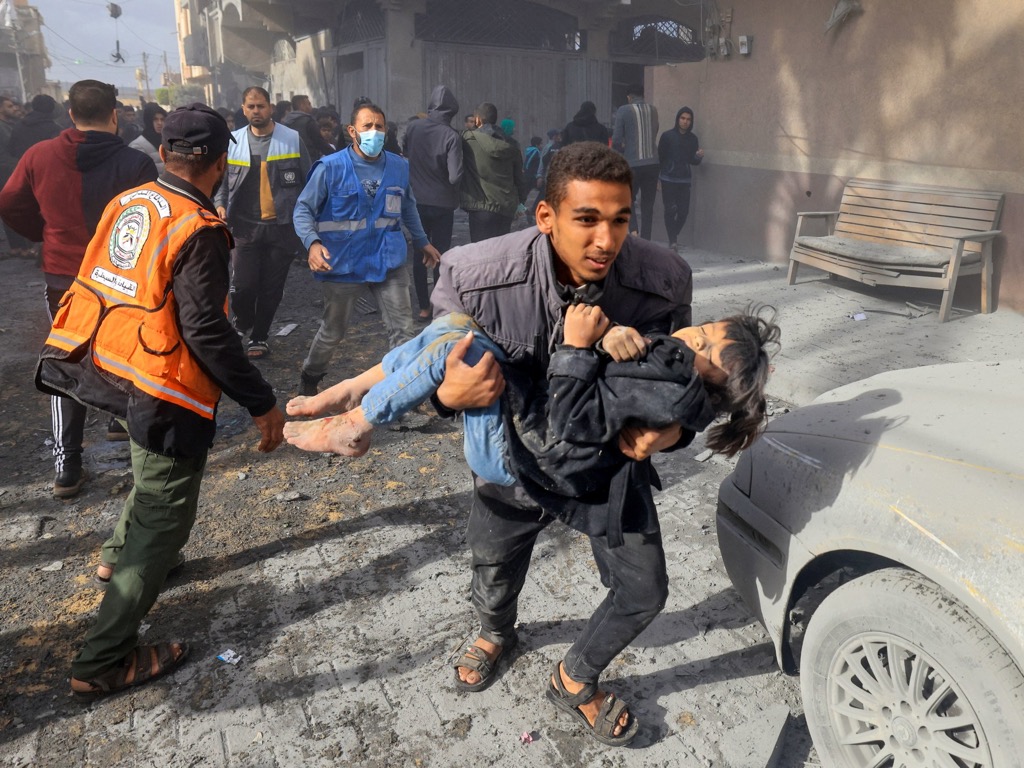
[43,182,230,419]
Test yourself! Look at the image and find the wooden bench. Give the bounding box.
[786,179,1004,321]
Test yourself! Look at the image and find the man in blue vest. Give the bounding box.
[215,86,310,359]
[293,100,440,395]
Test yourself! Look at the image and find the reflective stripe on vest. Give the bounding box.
[227,125,301,167]
[41,182,228,419]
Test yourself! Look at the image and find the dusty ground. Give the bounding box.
[0,224,835,768]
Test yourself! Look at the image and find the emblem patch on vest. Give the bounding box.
[282,170,297,184]
[109,204,151,270]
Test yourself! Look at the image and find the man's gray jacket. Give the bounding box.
[431,227,694,542]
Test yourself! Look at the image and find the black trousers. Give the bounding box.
[467,210,513,244]
[414,204,453,311]
[229,222,296,342]
[44,275,86,472]
[630,164,660,240]
[467,479,669,685]
[661,181,693,246]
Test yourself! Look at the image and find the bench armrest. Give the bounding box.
[955,229,1001,243]
[795,210,840,237]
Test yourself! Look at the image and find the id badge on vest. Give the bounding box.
[383,187,403,217]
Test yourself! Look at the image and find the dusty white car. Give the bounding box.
[716,360,1024,767]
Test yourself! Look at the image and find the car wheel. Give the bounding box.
[800,567,1024,768]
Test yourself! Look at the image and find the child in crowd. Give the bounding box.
[284,304,780,492]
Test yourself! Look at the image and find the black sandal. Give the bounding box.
[546,662,639,746]
[451,634,518,692]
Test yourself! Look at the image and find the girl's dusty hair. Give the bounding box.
[702,304,781,457]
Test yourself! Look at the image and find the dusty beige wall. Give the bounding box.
[269,32,333,106]
[653,0,1024,312]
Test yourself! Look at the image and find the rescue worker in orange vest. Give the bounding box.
[36,103,285,698]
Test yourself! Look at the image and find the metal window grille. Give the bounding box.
[415,0,584,53]
[609,16,704,63]
[335,0,385,45]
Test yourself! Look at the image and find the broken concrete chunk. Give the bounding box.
[694,449,713,462]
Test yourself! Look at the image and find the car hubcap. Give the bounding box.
[827,633,992,767]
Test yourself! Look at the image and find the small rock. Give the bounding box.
[274,490,308,502]
[694,449,713,462]
[40,560,63,572]
[237,472,248,480]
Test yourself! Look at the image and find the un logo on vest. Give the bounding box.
[109,204,152,270]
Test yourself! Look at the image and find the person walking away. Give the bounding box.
[522,136,543,222]
[9,94,61,157]
[658,106,703,250]
[0,80,157,498]
[460,102,526,242]
[0,95,33,258]
[215,86,310,359]
[561,100,609,147]
[403,85,463,319]
[129,102,167,174]
[36,103,285,699]
[532,128,561,219]
[293,101,440,395]
[612,84,659,240]
[283,94,334,162]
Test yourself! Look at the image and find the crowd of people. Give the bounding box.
[0,78,777,749]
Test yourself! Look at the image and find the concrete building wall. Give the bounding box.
[269,31,332,105]
[652,0,1024,312]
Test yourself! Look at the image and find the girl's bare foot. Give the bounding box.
[284,408,374,456]
[287,380,361,418]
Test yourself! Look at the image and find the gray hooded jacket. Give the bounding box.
[403,85,463,209]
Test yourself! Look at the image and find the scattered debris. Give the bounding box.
[847,312,868,321]
[519,731,534,745]
[694,449,714,462]
[217,649,242,665]
[275,323,298,337]
[273,490,308,503]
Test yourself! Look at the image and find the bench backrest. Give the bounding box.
[836,179,1004,256]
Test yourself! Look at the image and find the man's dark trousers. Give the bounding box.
[467,211,513,244]
[45,275,85,474]
[466,479,669,685]
[630,164,660,240]
[661,180,693,246]
[229,222,296,343]
[414,203,453,312]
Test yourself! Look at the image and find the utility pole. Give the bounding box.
[140,50,151,99]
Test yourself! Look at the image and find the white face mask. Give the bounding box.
[357,129,385,157]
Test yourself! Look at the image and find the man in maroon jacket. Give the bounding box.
[0,80,156,498]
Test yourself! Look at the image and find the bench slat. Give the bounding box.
[840,200,1000,226]
[833,223,984,252]
[836,217,987,246]
[845,181,1004,208]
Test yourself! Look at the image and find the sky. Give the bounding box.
[34,0,179,94]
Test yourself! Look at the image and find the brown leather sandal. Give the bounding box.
[451,634,518,692]
[71,642,191,700]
